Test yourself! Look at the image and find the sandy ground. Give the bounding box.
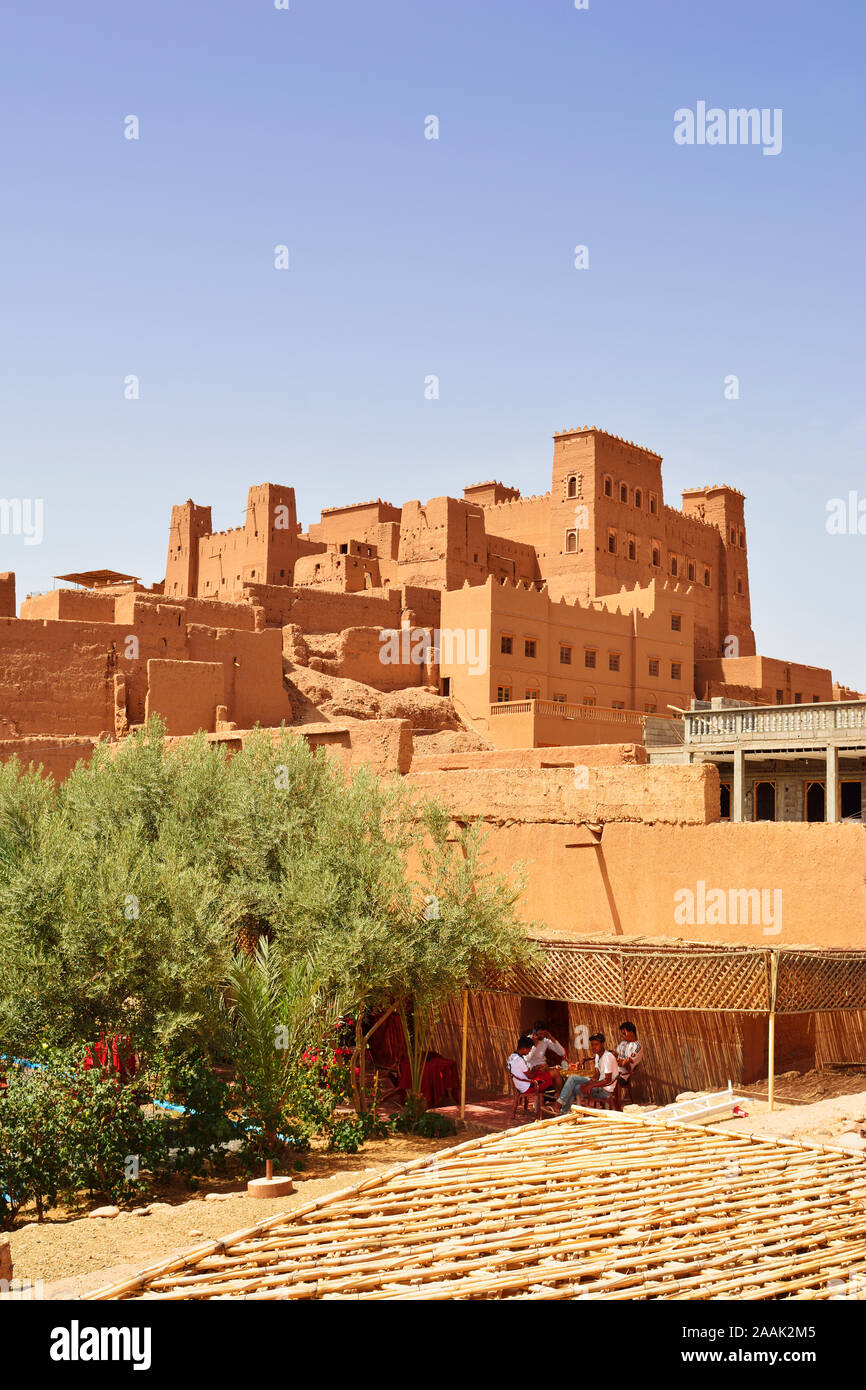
[5,1130,463,1300]
[711,1089,866,1145]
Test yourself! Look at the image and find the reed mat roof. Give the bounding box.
[86,1109,866,1301]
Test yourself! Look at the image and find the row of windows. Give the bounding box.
[566,474,661,514]
[501,633,684,674]
[563,526,717,587]
[565,474,746,550]
[200,566,288,593]
[718,779,862,822]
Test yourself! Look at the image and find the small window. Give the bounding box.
[501,634,513,655]
[644,702,657,713]
[627,535,636,560]
[567,476,577,498]
[496,686,511,703]
[720,783,731,820]
[612,700,625,710]
[794,692,802,704]
[609,653,621,672]
[525,689,539,700]
[652,545,661,567]
[671,661,682,680]
[620,483,628,503]
[649,493,658,515]
[473,553,479,563]
[736,576,744,595]
[670,555,678,577]
[525,639,536,659]
[560,645,572,665]
[776,690,784,703]
[812,694,820,702]
[703,568,711,587]
[440,676,451,697]
[565,530,577,553]
[339,543,348,554]
[687,560,696,582]
[604,476,613,498]
[585,649,597,669]
[730,527,737,544]
[739,529,745,546]
[648,658,660,677]
[671,613,682,632]
[583,696,596,707]
[552,692,567,703]
[607,529,617,555]
[634,488,642,508]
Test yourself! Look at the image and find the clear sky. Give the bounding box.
[1,0,864,687]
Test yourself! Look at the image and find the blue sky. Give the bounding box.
[1,0,864,686]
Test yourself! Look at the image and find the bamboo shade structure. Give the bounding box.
[86,1111,866,1302]
[481,940,866,1015]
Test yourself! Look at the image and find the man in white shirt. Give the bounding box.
[615,1021,643,1096]
[557,1033,619,1113]
[526,1022,566,1094]
[507,1036,548,1095]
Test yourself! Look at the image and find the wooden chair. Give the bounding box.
[585,1085,620,1112]
[506,1066,544,1124]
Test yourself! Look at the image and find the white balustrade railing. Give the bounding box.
[685,701,866,744]
[489,699,667,724]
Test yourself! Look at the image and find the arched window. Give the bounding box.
[567,475,577,498]
[603,475,613,498]
[634,488,642,508]
[566,530,577,553]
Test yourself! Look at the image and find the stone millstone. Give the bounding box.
[247,1175,294,1199]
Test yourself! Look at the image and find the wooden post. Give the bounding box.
[768,950,779,1114]
[459,990,469,1120]
[356,1015,366,1114]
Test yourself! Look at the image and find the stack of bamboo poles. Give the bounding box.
[86,1111,866,1301]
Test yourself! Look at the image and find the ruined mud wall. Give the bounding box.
[405,762,718,826]
[241,582,403,632]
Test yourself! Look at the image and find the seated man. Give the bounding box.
[557,1033,619,1113]
[525,1021,566,1094]
[615,1021,643,1097]
[507,1035,552,1105]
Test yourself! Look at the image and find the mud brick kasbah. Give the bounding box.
[1,426,864,966]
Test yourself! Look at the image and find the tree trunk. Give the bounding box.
[354,1016,366,1114]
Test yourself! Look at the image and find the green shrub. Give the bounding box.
[0,1065,66,1224]
[325,1109,394,1154]
[0,1052,169,1223]
[144,1051,238,1181]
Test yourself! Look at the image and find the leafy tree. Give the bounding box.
[0,717,537,1140]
